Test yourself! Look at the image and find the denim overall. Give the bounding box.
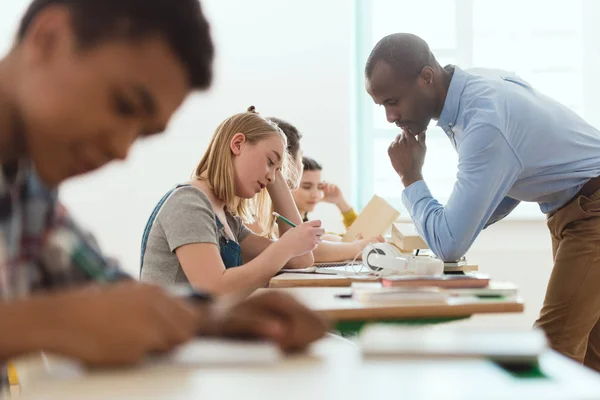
[140,185,242,277]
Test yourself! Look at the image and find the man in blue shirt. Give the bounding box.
[365,33,600,372]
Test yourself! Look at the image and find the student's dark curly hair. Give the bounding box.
[17,0,214,90]
[302,156,322,172]
[268,117,303,160]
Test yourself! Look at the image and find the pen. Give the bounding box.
[273,212,297,228]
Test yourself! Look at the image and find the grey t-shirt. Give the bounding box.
[140,186,252,286]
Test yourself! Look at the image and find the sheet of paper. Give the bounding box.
[151,338,283,366]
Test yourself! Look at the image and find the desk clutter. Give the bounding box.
[351,280,520,305]
[281,246,477,278]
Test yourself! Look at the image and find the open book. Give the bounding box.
[342,195,400,242]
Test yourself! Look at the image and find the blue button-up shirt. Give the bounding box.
[402,66,600,261]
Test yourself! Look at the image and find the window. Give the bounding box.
[355,0,600,219]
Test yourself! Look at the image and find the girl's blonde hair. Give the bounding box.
[193,106,297,226]
[251,154,302,238]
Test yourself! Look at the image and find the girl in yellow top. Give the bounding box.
[295,157,357,237]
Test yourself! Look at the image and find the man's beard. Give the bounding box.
[405,118,431,135]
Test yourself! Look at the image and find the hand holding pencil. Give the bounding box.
[275,212,325,257]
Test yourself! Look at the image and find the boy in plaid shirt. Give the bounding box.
[0,0,327,395]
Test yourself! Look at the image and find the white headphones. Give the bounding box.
[362,243,444,276]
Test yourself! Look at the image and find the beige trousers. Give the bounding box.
[534,190,600,372]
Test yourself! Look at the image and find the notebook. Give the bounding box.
[437,256,468,268]
[381,273,490,289]
[360,326,548,364]
[342,195,400,242]
[353,287,449,304]
[314,261,363,268]
[279,267,317,273]
[445,281,518,297]
[279,261,364,274]
[315,265,373,276]
[405,249,469,268]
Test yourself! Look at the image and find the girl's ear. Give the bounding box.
[230,133,246,156]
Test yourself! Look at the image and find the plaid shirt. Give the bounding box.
[0,161,127,397]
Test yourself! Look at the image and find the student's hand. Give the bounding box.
[267,170,289,195]
[38,282,201,366]
[320,182,343,204]
[200,291,329,352]
[352,234,386,259]
[388,129,426,187]
[278,220,325,257]
[320,182,352,213]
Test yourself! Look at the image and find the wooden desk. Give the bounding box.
[14,336,600,400]
[270,272,378,288]
[270,265,479,288]
[259,287,524,322]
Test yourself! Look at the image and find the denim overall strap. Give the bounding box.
[215,217,243,269]
[139,184,190,277]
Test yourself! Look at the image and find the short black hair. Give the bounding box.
[302,156,322,172]
[268,117,302,160]
[17,0,214,90]
[365,33,436,81]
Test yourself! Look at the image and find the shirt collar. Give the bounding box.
[437,66,469,130]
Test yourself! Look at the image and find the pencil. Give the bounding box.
[273,212,297,228]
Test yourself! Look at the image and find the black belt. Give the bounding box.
[578,175,600,198]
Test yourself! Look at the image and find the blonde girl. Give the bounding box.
[140,107,323,294]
